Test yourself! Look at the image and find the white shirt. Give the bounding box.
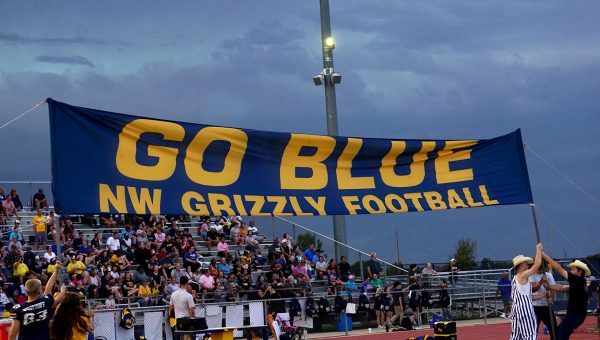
[529,272,555,306]
[170,287,195,319]
[107,237,120,251]
[44,251,56,262]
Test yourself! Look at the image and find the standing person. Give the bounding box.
[439,279,452,321]
[337,256,350,282]
[496,272,512,318]
[509,243,543,340]
[386,281,404,329]
[449,259,459,286]
[8,263,66,340]
[169,276,196,340]
[542,254,590,340]
[366,252,381,279]
[529,263,556,337]
[49,292,90,340]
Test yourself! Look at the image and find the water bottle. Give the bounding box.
[543,326,548,334]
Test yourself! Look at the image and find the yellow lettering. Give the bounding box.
[336,138,375,189]
[289,197,314,216]
[245,195,270,216]
[341,196,361,215]
[423,191,447,210]
[185,127,248,186]
[479,185,499,205]
[435,140,477,184]
[116,119,184,181]
[267,196,292,216]
[447,189,469,209]
[232,195,248,216]
[208,193,236,216]
[181,191,210,216]
[403,193,425,211]
[380,141,436,187]
[384,194,408,213]
[463,187,484,207]
[362,195,386,214]
[99,184,128,213]
[305,196,327,216]
[280,134,336,190]
[127,187,161,214]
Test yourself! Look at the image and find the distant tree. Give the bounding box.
[296,233,323,251]
[480,257,492,270]
[452,238,477,270]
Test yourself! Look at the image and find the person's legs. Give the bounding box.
[557,312,586,340]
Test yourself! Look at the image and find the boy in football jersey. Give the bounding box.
[9,262,66,340]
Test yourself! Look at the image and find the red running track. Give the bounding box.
[319,317,599,340]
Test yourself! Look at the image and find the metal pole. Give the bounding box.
[359,252,364,278]
[530,203,557,340]
[481,271,487,324]
[271,216,275,238]
[318,0,347,261]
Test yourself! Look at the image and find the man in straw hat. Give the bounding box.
[510,242,543,340]
[542,253,590,340]
[8,262,66,340]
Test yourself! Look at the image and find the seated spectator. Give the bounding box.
[217,257,232,276]
[371,273,383,291]
[361,276,374,294]
[167,276,180,295]
[205,228,219,251]
[9,236,22,252]
[121,272,139,298]
[199,269,215,292]
[171,263,185,282]
[315,255,328,279]
[217,237,230,258]
[33,188,49,210]
[303,244,317,263]
[8,224,23,243]
[344,275,359,296]
[422,263,437,277]
[137,280,152,306]
[208,258,218,277]
[183,246,202,272]
[213,282,227,302]
[99,213,118,228]
[8,189,23,211]
[229,222,241,244]
[12,257,28,278]
[106,231,121,252]
[293,260,310,281]
[2,196,19,220]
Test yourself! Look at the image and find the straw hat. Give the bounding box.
[568,260,591,276]
[512,255,534,268]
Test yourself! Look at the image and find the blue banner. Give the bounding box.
[48,99,533,215]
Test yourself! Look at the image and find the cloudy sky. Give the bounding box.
[1,1,599,265]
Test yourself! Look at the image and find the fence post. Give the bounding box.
[292,224,296,239]
[359,252,364,278]
[481,270,487,324]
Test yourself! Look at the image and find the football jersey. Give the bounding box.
[10,295,54,340]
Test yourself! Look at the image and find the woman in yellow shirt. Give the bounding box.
[50,292,91,340]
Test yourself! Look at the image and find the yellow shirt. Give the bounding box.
[72,316,90,340]
[139,284,151,296]
[13,263,29,277]
[46,263,56,274]
[67,261,86,275]
[32,215,46,233]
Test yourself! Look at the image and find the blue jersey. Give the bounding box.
[10,295,54,340]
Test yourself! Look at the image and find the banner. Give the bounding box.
[48,99,533,216]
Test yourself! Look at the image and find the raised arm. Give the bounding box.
[520,243,543,283]
[542,252,568,279]
[44,262,62,296]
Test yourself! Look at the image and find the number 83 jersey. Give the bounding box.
[10,295,54,340]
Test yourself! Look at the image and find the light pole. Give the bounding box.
[314,0,346,260]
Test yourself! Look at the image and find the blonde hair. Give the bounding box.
[25,279,41,296]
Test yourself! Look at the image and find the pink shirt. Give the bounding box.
[199,274,215,289]
[217,241,229,252]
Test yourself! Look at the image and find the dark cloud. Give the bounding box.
[0,31,130,46]
[35,55,95,67]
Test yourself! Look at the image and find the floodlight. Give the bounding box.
[313,74,324,86]
[332,72,342,84]
[325,37,335,48]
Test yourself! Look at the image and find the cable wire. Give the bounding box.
[0,99,48,130]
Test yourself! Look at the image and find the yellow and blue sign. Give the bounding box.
[48,99,533,216]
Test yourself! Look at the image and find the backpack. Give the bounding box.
[120,308,135,329]
[304,297,317,318]
[334,295,346,314]
[358,294,370,311]
[289,298,302,318]
[317,296,331,315]
[400,316,413,330]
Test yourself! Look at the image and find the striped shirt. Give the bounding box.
[510,275,537,339]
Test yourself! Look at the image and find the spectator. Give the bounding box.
[183,246,202,272]
[344,275,359,296]
[199,269,215,292]
[106,231,121,252]
[449,258,459,286]
[366,252,381,278]
[8,189,23,211]
[2,196,19,220]
[8,224,23,243]
[406,277,421,326]
[337,256,351,282]
[422,263,437,277]
[171,263,185,282]
[32,209,47,250]
[439,279,452,321]
[217,237,229,258]
[496,271,511,318]
[361,276,374,294]
[371,273,383,291]
[33,189,49,210]
[303,244,316,263]
[315,256,328,279]
[217,257,232,276]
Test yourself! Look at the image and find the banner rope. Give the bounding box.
[535,206,600,275]
[524,144,600,208]
[274,215,409,273]
[0,99,48,130]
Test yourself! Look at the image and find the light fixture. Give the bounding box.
[313,74,324,86]
[332,72,342,84]
[324,37,335,48]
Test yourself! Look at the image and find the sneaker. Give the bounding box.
[500,313,507,318]
[378,325,384,329]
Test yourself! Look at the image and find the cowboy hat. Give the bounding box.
[568,260,591,276]
[512,255,534,268]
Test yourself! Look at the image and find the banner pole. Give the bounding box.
[530,203,557,340]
